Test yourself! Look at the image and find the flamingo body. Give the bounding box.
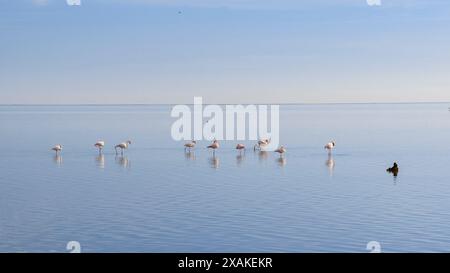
[236,144,245,150]
[324,141,336,153]
[115,140,131,155]
[254,138,271,150]
[95,140,105,153]
[51,144,62,154]
[236,143,245,154]
[207,140,219,155]
[274,146,286,157]
[184,140,196,151]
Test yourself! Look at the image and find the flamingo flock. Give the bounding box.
[49,138,398,176]
[51,138,340,158]
[52,141,132,155]
[182,138,287,158]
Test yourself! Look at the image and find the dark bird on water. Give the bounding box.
[386,162,399,176]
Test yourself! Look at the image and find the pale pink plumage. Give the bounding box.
[51,144,62,154]
[274,146,286,156]
[324,141,336,153]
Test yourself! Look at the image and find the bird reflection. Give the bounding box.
[209,156,219,169]
[95,154,105,169]
[277,157,287,167]
[236,154,245,167]
[115,156,130,169]
[325,154,335,177]
[53,155,63,166]
[257,151,268,162]
[392,175,398,184]
[184,151,195,160]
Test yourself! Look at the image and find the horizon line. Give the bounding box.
[0,101,449,106]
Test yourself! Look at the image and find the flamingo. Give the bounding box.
[207,139,219,155]
[184,140,196,151]
[254,138,271,151]
[324,141,336,154]
[115,140,131,155]
[51,144,62,155]
[94,140,105,154]
[274,146,286,158]
[236,143,245,154]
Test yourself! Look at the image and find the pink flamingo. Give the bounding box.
[115,140,131,155]
[324,141,336,154]
[51,144,62,155]
[94,140,105,154]
[184,140,196,151]
[236,143,245,154]
[274,146,286,158]
[207,139,219,155]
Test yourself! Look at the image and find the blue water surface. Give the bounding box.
[1,103,450,252]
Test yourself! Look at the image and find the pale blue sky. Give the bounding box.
[1,0,449,104]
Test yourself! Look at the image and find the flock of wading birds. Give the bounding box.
[50,139,399,175]
[50,139,313,157]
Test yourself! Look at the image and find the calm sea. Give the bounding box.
[1,103,450,252]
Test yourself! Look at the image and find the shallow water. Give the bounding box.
[1,103,450,252]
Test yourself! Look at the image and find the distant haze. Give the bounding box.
[1,0,450,104]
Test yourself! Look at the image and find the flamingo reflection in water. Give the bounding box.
[209,156,219,169]
[115,156,130,169]
[96,154,105,169]
[325,154,335,177]
[53,154,63,166]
